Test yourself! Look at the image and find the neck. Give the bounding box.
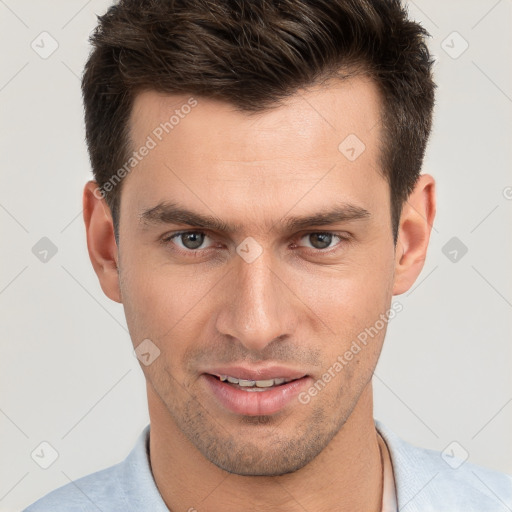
[148,381,382,512]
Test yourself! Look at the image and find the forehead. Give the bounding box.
[122,76,388,232]
[129,75,382,159]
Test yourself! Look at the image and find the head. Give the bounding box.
[83,0,436,476]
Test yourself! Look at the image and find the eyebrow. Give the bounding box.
[138,201,371,234]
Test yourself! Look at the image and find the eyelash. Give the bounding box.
[160,230,351,257]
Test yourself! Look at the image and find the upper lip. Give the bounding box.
[205,365,307,381]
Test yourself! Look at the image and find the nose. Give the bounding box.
[215,248,298,352]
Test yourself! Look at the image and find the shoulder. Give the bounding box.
[23,425,168,512]
[375,419,512,512]
[22,461,129,511]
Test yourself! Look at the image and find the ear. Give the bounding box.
[83,181,122,303]
[393,174,436,295]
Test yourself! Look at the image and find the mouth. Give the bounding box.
[210,374,302,392]
[202,371,311,416]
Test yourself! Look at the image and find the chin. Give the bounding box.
[210,452,310,477]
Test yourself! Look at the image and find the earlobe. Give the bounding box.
[83,181,122,303]
[392,174,436,295]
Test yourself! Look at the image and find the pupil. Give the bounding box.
[310,233,332,249]
[182,232,204,249]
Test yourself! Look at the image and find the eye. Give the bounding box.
[161,230,350,256]
[163,231,214,251]
[297,232,347,251]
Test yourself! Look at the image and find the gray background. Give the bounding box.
[1,0,511,510]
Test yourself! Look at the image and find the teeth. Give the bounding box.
[238,379,256,387]
[255,379,275,388]
[217,375,293,388]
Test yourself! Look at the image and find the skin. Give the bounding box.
[83,75,435,512]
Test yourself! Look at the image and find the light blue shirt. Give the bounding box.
[24,420,512,511]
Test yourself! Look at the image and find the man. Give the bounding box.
[24,0,511,510]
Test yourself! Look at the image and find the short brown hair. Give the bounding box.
[82,0,435,244]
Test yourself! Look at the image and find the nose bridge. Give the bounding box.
[216,249,296,351]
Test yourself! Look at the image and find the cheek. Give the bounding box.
[294,255,394,339]
[119,256,218,351]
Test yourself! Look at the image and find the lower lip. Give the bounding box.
[203,374,311,416]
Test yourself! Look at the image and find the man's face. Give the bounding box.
[117,77,397,475]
